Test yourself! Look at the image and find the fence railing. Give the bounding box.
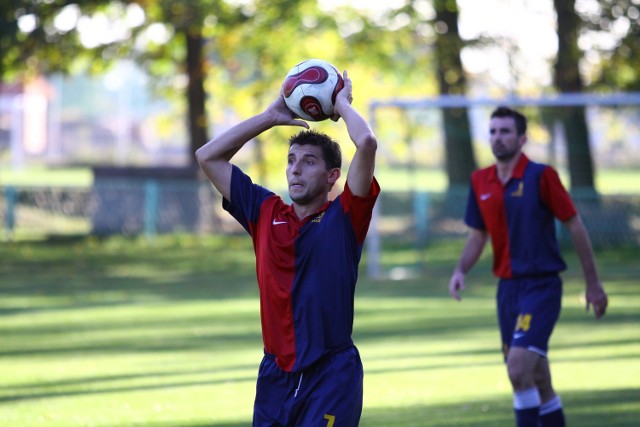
[2,181,639,248]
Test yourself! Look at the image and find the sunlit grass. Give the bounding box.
[0,237,638,426]
[0,166,93,187]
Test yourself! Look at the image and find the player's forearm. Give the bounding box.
[196,111,276,164]
[456,230,487,274]
[566,216,601,288]
[456,247,480,275]
[335,100,375,150]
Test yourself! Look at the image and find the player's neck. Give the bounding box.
[495,152,522,184]
[293,197,328,220]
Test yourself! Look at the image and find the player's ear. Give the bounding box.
[327,168,341,185]
[519,134,527,147]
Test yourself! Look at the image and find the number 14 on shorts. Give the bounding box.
[515,313,532,332]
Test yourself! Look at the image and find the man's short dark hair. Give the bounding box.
[491,106,528,136]
[289,129,342,170]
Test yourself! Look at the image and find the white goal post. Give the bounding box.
[364,92,640,279]
[368,92,640,111]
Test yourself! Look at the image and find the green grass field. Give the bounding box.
[1,236,638,426]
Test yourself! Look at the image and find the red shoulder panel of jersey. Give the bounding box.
[539,166,577,222]
[341,178,380,245]
[470,165,511,278]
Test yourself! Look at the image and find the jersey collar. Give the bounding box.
[287,199,332,223]
[512,153,530,179]
[488,153,530,183]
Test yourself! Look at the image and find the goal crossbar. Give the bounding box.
[369,92,640,111]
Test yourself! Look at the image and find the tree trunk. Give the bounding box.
[434,0,476,191]
[185,28,208,165]
[553,0,596,192]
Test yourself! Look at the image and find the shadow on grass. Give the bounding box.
[1,238,639,427]
[108,422,249,427]
[115,387,640,427]
[0,312,263,358]
[358,388,640,427]
[0,374,258,405]
[2,236,637,366]
[0,359,259,404]
[0,236,260,307]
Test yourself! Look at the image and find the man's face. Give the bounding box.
[286,144,336,205]
[489,116,525,161]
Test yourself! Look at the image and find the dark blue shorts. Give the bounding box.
[253,345,363,427]
[497,275,562,359]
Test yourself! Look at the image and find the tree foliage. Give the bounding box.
[578,0,640,91]
[0,1,136,80]
[553,0,596,191]
[4,1,638,187]
[131,0,248,163]
[369,0,476,190]
[432,0,476,190]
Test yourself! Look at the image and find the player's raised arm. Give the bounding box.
[333,70,377,197]
[195,92,308,201]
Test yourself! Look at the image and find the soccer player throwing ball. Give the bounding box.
[196,70,379,426]
[448,106,608,427]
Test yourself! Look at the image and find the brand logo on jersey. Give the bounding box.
[312,212,325,223]
[513,332,526,340]
[272,219,287,225]
[480,193,492,201]
[511,181,524,197]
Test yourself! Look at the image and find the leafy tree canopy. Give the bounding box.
[577,0,640,90]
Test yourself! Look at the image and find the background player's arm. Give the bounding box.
[195,93,307,201]
[563,215,608,318]
[449,227,488,300]
[333,71,377,197]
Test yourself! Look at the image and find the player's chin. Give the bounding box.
[288,188,306,203]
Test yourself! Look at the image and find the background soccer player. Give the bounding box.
[447,106,608,427]
[196,70,379,426]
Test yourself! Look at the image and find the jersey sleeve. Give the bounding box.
[222,165,274,234]
[539,166,577,222]
[464,176,486,230]
[340,178,380,244]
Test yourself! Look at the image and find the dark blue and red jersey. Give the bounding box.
[464,154,577,279]
[223,165,380,373]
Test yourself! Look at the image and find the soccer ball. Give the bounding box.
[283,59,344,121]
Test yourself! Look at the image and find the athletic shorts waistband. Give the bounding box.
[499,273,561,283]
[263,341,356,370]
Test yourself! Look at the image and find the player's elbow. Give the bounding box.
[195,146,209,168]
[358,134,377,154]
[195,146,203,159]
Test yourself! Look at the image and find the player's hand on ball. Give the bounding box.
[268,89,309,129]
[332,70,353,122]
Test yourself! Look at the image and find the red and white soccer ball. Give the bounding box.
[283,59,344,122]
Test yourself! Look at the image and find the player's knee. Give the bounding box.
[534,368,550,387]
[534,368,554,400]
[507,361,535,389]
[506,348,540,389]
